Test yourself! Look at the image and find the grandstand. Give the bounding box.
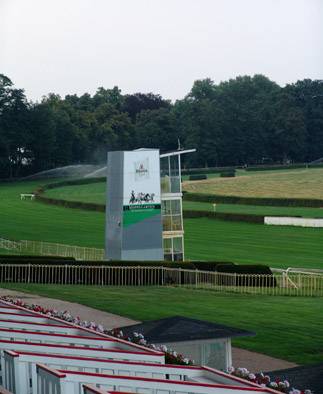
[0,298,281,394]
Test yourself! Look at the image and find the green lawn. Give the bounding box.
[1,180,323,269]
[45,181,107,204]
[0,180,105,248]
[184,219,323,269]
[0,283,321,365]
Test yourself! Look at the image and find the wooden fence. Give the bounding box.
[0,265,322,296]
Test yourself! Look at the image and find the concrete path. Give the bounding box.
[232,348,297,372]
[0,288,298,373]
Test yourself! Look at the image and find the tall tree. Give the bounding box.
[0,74,30,177]
[122,93,171,120]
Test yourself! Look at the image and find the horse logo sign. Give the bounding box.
[134,158,149,181]
[129,191,155,204]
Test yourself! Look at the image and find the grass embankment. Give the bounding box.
[183,168,323,199]
[0,284,321,365]
[1,180,323,269]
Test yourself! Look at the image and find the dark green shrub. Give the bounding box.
[36,196,105,212]
[192,261,235,271]
[245,163,306,171]
[308,162,323,168]
[183,210,264,224]
[216,264,276,287]
[33,178,107,212]
[0,257,76,264]
[0,257,276,287]
[0,259,196,285]
[220,170,236,177]
[216,264,272,274]
[0,255,75,262]
[183,192,323,208]
[182,167,237,176]
[188,174,207,181]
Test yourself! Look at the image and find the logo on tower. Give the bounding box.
[134,158,149,181]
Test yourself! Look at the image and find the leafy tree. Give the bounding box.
[1,73,322,178]
[122,93,171,120]
[135,108,178,152]
[0,74,30,177]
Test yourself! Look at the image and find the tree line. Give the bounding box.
[0,73,322,178]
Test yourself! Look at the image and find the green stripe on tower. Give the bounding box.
[123,207,161,227]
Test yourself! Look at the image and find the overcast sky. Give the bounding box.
[1,0,322,102]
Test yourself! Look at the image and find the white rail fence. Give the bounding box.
[0,238,104,261]
[0,265,322,296]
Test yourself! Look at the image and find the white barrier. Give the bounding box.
[36,365,275,394]
[0,327,134,349]
[0,339,164,369]
[1,265,323,297]
[264,216,323,228]
[3,351,258,394]
[20,194,35,200]
[0,237,104,260]
[0,300,165,382]
[0,300,163,357]
[0,319,98,336]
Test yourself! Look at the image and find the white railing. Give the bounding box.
[0,264,322,296]
[0,238,104,261]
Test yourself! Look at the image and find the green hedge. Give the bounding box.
[246,162,323,171]
[37,194,264,222]
[183,210,264,223]
[0,257,194,268]
[191,261,235,271]
[0,257,267,273]
[33,178,106,212]
[0,257,271,273]
[245,163,306,171]
[217,264,272,274]
[36,195,105,212]
[183,192,323,208]
[188,174,207,181]
[182,161,323,176]
[0,257,76,265]
[308,162,323,168]
[182,167,237,176]
[0,255,75,262]
[216,264,276,287]
[220,170,236,177]
[35,177,105,193]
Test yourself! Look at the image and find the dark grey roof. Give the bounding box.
[267,363,323,394]
[120,316,255,343]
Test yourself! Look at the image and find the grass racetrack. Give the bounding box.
[0,180,105,247]
[0,284,322,365]
[184,218,323,268]
[1,180,323,268]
